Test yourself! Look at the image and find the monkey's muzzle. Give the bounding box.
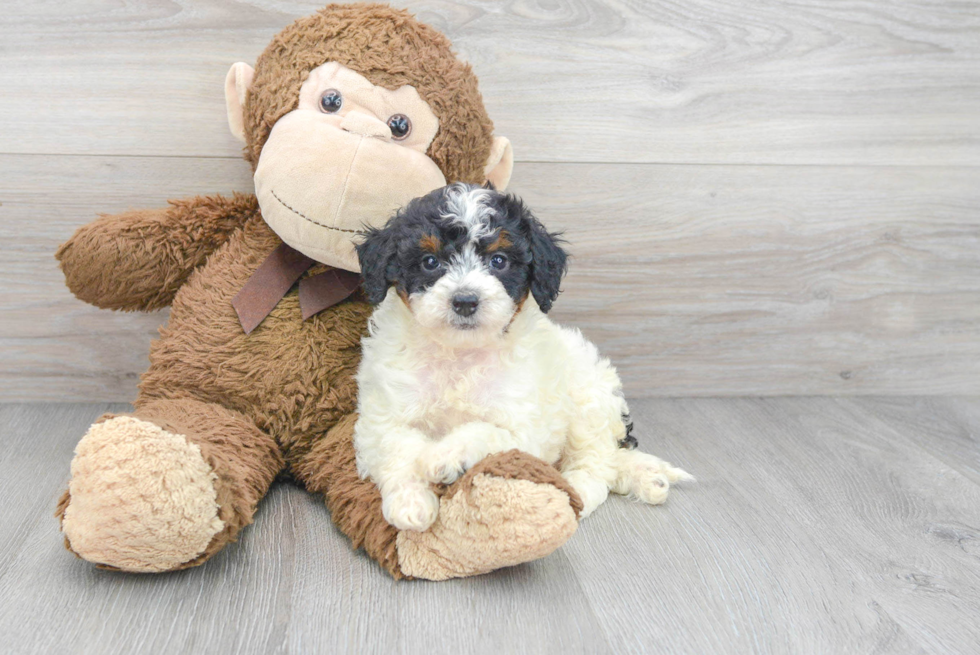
[254,111,447,272]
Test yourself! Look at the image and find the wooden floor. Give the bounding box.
[2,397,979,654]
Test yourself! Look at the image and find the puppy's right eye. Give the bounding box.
[421,255,440,271]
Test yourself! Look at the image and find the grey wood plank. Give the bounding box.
[0,403,121,582]
[524,163,980,397]
[0,403,608,655]
[562,397,980,654]
[0,403,296,655]
[849,396,980,487]
[3,154,978,400]
[270,486,609,655]
[0,0,978,165]
[4,400,980,654]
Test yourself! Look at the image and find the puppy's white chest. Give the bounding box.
[412,349,518,432]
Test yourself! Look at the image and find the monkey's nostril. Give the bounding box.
[451,294,479,317]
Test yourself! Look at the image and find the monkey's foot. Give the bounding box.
[396,450,583,581]
[58,416,225,572]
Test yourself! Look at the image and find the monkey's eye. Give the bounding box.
[421,255,440,271]
[489,254,509,271]
[387,114,412,140]
[319,89,343,114]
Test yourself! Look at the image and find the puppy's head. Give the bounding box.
[356,182,567,345]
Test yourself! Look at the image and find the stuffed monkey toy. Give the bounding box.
[54,3,584,581]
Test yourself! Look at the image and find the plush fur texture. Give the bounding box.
[250,60,451,270]
[396,459,582,580]
[57,397,284,572]
[354,185,692,531]
[60,415,225,573]
[295,416,583,579]
[54,4,583,580]
[243,3,495,184]
[55,193,259,312]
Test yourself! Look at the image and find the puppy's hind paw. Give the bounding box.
[665,464,695,484]
[620,451,694,506]
[382,485,440,532]
[632,469,671,506]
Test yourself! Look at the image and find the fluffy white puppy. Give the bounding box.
[354,183,691,531]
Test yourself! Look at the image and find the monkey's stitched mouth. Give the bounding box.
[270,189,360,234]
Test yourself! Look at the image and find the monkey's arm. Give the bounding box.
[56,193,258,311]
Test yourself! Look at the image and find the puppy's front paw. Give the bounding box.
[422,448,466,485]
[382,484,440,532]
[421,441,486,485]
[563,470,610,519]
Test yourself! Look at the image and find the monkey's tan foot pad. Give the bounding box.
[57,416,224,572]
[396,450,583,581]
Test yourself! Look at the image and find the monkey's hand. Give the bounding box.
[56,193,258,311]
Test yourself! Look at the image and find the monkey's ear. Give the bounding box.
[355,227,398,305]
[518,203,567,313]
[224,62,255,143]
[484,136,514,191]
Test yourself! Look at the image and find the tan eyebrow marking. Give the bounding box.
[419,234,441,252]
[486,230,512,252]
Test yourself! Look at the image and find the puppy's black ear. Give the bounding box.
[514,199,567,313]
[356,226,397,305]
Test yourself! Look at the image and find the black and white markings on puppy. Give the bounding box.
[356,183,568,314]
[354,184,693,530]
[619,413,638,450]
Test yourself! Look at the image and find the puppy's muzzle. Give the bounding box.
[451,293,479,317]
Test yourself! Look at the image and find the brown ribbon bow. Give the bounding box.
[232,243,361,334]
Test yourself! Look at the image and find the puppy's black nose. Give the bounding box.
[452,294,479,317]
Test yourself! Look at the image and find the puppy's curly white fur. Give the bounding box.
[354,183,692,531]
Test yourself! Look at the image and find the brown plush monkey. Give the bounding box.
[54,3,582,580]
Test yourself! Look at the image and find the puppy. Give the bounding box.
[354,183,691,531]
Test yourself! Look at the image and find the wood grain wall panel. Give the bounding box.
[2,155,976,400]
[0,0,978,165]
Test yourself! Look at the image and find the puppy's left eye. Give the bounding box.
[489,254,509,271]
[421,255,440,271]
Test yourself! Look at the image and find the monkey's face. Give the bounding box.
[225,6,515,272]
[252,63,447,270]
